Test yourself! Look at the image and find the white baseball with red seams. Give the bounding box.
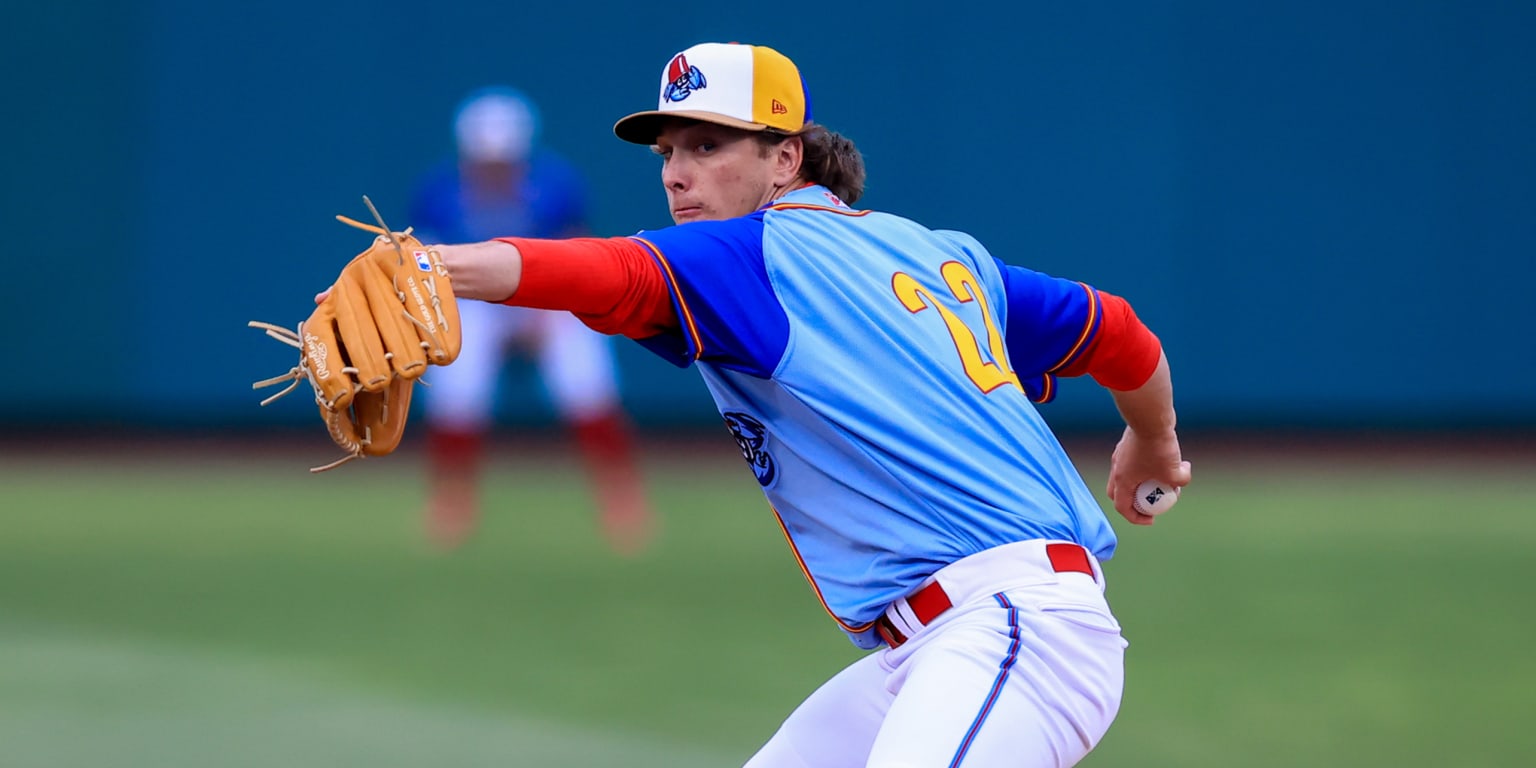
[1132,480,1179,516]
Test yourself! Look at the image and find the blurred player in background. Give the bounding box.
[410,86,653,554]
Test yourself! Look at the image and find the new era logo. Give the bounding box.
[771,99,787,115]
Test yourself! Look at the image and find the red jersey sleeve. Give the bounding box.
[494,236,676,339]
[1056,289,1162,391]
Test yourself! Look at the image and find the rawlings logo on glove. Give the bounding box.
[249,197,462,472]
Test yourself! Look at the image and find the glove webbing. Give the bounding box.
[247,319,379,473]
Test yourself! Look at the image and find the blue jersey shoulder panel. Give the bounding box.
[991,257,1102,403]
[629,213,790,378]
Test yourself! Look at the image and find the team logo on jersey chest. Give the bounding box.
[723,411,776,487]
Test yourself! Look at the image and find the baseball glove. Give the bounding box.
[249,198,462,472]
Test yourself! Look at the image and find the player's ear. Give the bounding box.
[770,135,804,187]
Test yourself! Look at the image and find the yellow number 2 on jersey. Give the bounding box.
[891,261,1022,394]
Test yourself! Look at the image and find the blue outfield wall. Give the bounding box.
[5,1,1533,432]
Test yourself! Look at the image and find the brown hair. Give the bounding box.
[759,124,866,205]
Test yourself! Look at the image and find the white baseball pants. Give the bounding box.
[423,300,620,428]
[744,540,1128,768]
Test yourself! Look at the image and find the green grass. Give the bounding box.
[1,442,1533,766]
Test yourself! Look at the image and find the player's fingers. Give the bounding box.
[1172,459,1193,486]
[315,287,333,305]
[1106,479,1139,524]
[1118,502,1155,526]
[1153,461,1192,491]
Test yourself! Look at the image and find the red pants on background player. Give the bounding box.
[421,300,653,553]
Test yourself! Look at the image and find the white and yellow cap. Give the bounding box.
[613,42,813,145]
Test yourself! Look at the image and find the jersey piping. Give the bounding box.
[631,236,705,361]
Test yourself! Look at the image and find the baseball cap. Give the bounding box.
[454,86,539,163]
[613,42,814,145]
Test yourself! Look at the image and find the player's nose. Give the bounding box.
[661,158,689,191]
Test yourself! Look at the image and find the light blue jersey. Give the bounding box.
[632,185,1116,648]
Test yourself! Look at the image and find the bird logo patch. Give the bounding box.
[663,53,707,102]
[723,411,776,487]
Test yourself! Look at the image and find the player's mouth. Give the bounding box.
[672,205,704,221]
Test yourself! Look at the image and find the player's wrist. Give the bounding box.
[1124,423,1177,441]
[438,241,524,303]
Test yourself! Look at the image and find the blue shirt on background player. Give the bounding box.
[428,42,1191,768]
[410,145,588,243]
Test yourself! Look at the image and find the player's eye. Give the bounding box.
[695,142,715,154]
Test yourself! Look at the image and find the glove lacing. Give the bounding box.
[247,320,373,473]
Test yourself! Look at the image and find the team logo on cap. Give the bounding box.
[662,53,707,103]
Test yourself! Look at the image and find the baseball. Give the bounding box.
[1132,480,1179,516]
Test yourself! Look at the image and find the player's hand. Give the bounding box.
[1106,427,1190,525]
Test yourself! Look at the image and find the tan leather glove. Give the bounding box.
[249,199,461,471]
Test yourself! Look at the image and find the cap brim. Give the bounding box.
[612,110,775,145]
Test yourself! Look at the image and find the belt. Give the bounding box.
[874,542,1096,649]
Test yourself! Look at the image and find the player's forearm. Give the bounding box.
[1108,351,1177,437]
[495,236,677,337]
[440,235,677,338]
[435,240,524,302]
